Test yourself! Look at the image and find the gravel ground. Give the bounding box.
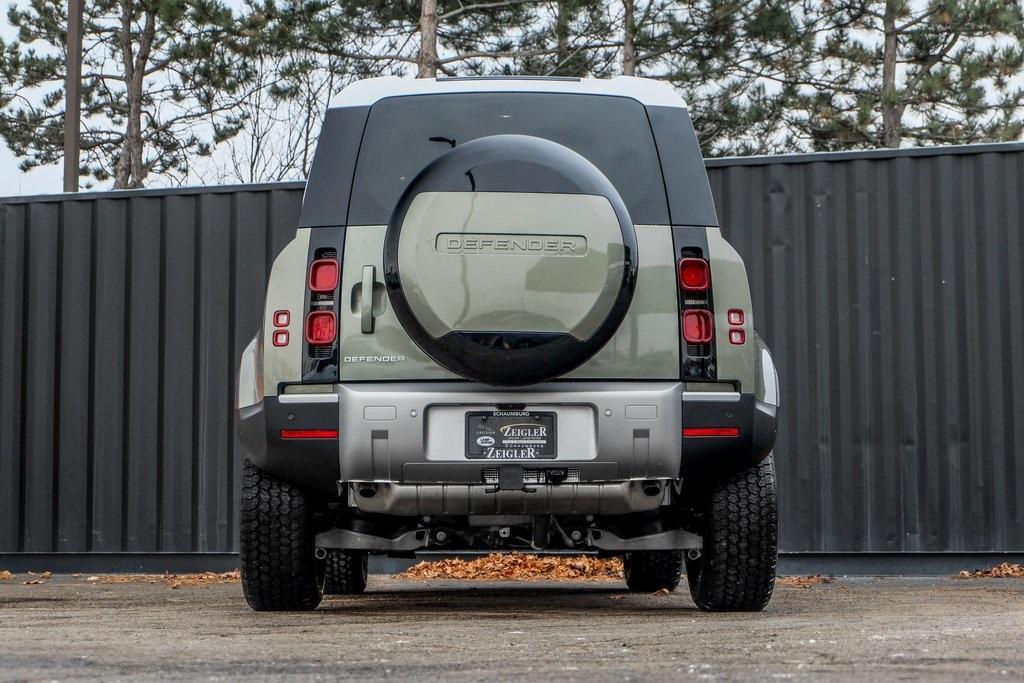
[1,575,1022,680]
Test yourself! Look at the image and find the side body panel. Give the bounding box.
[705,227,756,393]
[261,228,311,396]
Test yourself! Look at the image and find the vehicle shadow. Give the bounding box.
[318,581,699,614]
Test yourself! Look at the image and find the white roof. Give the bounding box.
[328,75,687,110]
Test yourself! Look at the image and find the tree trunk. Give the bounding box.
[113,1,155,189]
[418,0,439,78]
[115,74,146,189]
[880,0,901,148]
[622,0,636,76]
[554,0,572,74]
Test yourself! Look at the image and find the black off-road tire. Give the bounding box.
[685,455,778,612]
[323,549,368,595]
[623,550,684,592]
[240,459,324,611]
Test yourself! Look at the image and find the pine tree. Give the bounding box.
[514,0,619,77]
[783,0,1024,150]
[266,0,543,79]
[0,0,254,188]
[607,0,802,156]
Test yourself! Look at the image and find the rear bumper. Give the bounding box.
[238,394,341,494]
[336,381,683,484]
[681,391,777,482]
[238,379,777,497]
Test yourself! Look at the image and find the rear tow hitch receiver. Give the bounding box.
[485,465,537,494]
[547,468,568,485]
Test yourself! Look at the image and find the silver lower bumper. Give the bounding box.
[336,381,684,484]
[348,480,669,516]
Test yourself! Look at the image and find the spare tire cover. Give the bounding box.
[384,134,637,386]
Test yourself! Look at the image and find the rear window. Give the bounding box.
[347,93,669,225]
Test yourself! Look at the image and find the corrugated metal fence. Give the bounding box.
[0,184,304,555]
[708,144,1024,554]
[1,143,1022,562]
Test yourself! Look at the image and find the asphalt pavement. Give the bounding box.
[1,574,1022,680]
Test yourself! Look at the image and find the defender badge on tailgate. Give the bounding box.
[436,233,588,256]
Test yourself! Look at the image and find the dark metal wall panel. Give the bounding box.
[0,184,305,554]
[1,144,1022,557]
[707,147,1024,553]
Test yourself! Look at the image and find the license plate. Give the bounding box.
[465,410,557,459]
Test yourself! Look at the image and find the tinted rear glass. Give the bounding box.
[348,93,669,225]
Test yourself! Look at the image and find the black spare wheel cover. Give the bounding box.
[384,134,638,386]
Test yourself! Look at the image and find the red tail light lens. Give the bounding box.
[683,427,739,438]
[280,429,339,440]
[678,257,709,291]
[308,259,339,293]
[305,311,336,345]
[682,310,714,343]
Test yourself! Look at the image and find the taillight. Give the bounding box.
[305,311,337,345]
[677,250,714,379]
[307,259,339,293]
[272,330,289,347]
[682,309,714,343]
[678,257,709,291]
[683,427,739,438]
[280,428,339,440]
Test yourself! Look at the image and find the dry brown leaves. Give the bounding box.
[777,575,835,588]
[84,570,241,589]
[22,571,52,585]
[402,553,624,581]
[0,570,14,581]
[958,563,1024,579]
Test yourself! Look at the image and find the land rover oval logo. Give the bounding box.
[476,436,495,447]
[436,233,588,256]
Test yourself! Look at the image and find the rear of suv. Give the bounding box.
[237,76,779,611]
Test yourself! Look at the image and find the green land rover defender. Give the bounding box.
[237,76,780,611]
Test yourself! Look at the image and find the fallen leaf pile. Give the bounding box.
[85,570,241,589]
[0,570,15,581]
[958,563,1024,579]
[777,575,835,588]
[402,553,624,581]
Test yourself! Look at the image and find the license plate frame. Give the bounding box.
[465,410,557,459]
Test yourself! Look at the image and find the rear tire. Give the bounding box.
[240,460,324,611]
[323,549,368,595]
[685,455,778,612]
[623,550,683,592]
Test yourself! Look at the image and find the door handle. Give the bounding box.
[360,265,376,334]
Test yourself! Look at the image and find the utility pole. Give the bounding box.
[63,0,83,192]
